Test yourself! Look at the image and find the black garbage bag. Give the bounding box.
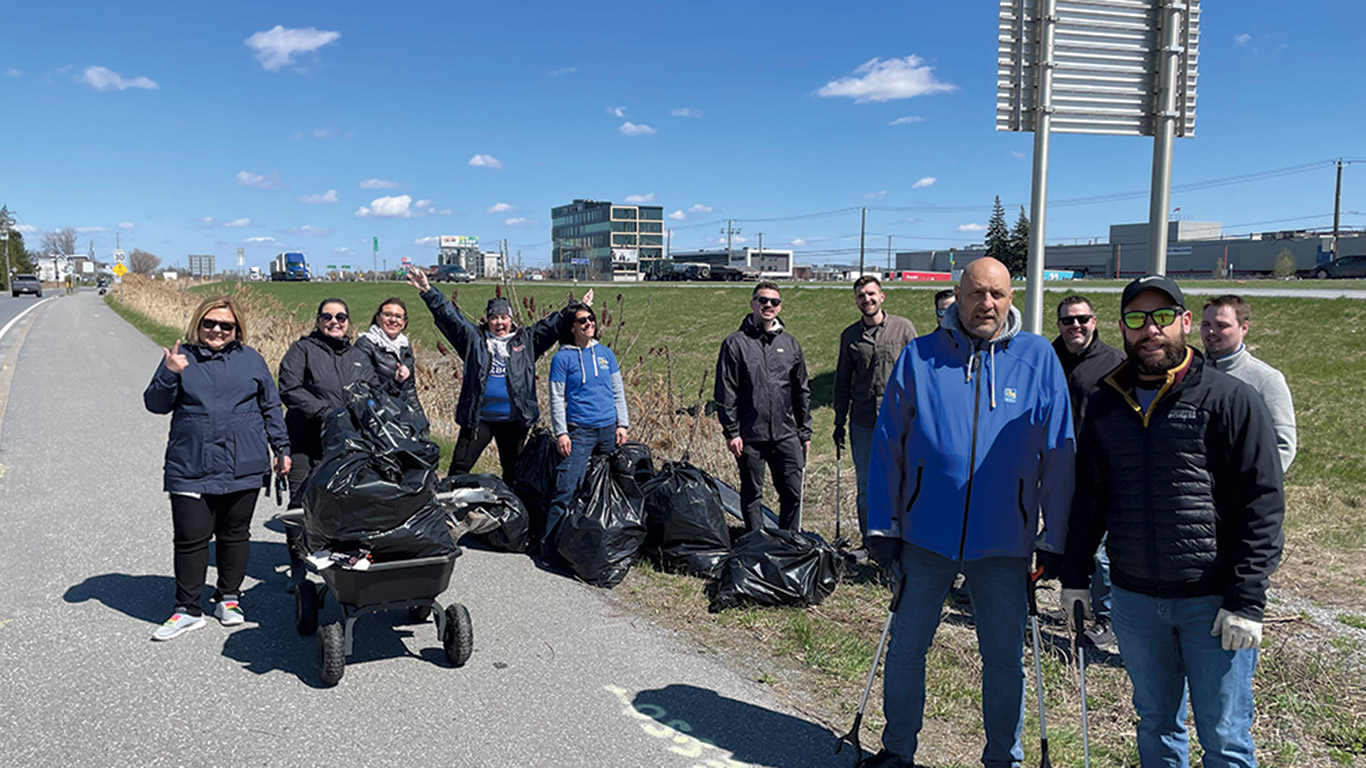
[712,528,843,610]
[436,473,531,553]
[610,442,655,496]
[322,382,440,469]
[642,461,731,578]
[707,475,780,531]
[352,501,454,560]
[553,455,647,588]
[511,426,559,542]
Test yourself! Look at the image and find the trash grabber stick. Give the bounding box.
[835,443,843,543]
[1073,601,1091,768]
[836,571,906,763]
[1027,566,1051,768]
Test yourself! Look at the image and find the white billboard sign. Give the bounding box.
[612,248,638,263]
[440,235,479,249]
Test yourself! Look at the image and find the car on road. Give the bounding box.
[11,274,42,298]
[1310,254,1366,279]
[429,264,474,283]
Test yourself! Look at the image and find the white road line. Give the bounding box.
[0,297,55,343]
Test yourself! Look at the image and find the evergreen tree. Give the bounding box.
[1,206,37,290]
[984,196,1011,265]
[1006,205,1030,276]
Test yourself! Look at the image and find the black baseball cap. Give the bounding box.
[1121,274,1185,311]
[485,297,513,317]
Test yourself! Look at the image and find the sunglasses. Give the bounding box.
[1057,314,1094,326]
[574,315,596,326]
[754,296,781,307]
[199,318,237,333]
[1121,307,1182,330]
[318,312,349,324]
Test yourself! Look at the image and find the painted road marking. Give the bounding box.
[605,685,752,768]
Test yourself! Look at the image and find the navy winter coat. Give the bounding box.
[144,341,290,494]
[278,331,380,458]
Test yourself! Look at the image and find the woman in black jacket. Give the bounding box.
[144,295,290,641]
[354,297,427,430]
[278,298,380,503]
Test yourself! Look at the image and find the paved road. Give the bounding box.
[0,292,842,767]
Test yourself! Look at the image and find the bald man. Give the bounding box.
[863,257,1076,768]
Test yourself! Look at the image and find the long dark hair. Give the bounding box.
[315,297,353,339]
[370,297,409,331]
[559,301,599,345]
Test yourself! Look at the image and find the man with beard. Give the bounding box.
[833,275,916,553]
[863,257,1075,768]
[1057,274,1284,768]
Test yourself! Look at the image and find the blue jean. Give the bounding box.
[883,544,1028,767]
[1092,536,1112,621]
[848,422,873,537]
[543,423,617,547]
[1110,586,1258,768]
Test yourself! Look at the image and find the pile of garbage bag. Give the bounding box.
[511,426,559,544]
[552,446,653,588]
[436,473,531,552]
[642,461,731,578]
[712,528,843,611]
[302,382,453,561]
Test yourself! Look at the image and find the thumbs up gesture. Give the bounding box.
[164,342,189,374]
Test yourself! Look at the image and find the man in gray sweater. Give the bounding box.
[1201,294,1297,471]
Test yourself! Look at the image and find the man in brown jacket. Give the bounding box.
[833,275,917,553]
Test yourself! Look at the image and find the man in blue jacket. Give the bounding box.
[864,257,1075,768]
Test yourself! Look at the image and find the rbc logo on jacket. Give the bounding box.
[1004,387,1017,403]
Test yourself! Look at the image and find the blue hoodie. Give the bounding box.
[866,304,1075,560]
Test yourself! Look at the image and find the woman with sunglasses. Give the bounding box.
[277,298,380,503]
[541,301,629,556]
[143,296,290,641]
[355,297,427,431]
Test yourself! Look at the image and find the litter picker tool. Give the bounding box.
[836,570,905,765]
[1073,601,1092,768]
[1028,565,1052,768]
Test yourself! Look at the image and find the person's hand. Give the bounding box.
[163,342,188,374]
[804,440,810,456]
[615,427,628,447]
[1061,588,1091,630]
[396,363,410,382]
[405,267,430,293]
[275,454,292,476]
[556,434,572,458]
[1211,608,1263,651]
[866,536,902,575]
[727,436,744,458]
[582,288,594,307]
[832,424,846,450]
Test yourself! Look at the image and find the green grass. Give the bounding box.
[104,294,182,348]
[1337,613,1366,630]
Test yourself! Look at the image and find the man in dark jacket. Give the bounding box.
[1059,274,1284,768]
[833,275,916,545]
[714,281,812,531]
[1052,295,1126,649]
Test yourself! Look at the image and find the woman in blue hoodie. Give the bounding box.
[542,302,629,557]
[144,296,290,641]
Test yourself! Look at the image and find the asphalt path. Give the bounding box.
[0,292,842,767]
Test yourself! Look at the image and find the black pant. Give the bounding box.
[449,420,528,481]
[286,450,318,510]
[170,490,258,615]
[737,436,805,532]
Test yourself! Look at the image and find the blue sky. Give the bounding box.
[2,1,1364,271]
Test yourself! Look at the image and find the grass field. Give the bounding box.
[112,276,1366,766]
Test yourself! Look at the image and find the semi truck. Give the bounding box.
[270,252,311,281]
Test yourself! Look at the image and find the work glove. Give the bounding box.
[1034,550,1065,582]
[832,424,846,450]
[866,536,902,576]
[1211,608,1263,651]
[1060,588,1091,629]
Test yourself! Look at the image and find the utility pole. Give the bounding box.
[858,208,866,276]
[722,221,741,266]
[886,234,892,272]
[756,232,764,267]
[0,206,12,291]
[1333,158,1344,261]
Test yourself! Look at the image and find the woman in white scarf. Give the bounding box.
[355,297,428,430]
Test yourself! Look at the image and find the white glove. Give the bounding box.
[1060,588,1091,629]
[1211,608,1262,651]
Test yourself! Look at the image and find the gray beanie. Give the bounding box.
[485,297,513,317]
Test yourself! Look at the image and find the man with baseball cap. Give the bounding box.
[1056,273,1285,767]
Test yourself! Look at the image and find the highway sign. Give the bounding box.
[112,263,127,277]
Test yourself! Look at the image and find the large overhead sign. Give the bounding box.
[440,236,478,249]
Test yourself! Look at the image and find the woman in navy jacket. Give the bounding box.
[143,296,290,641]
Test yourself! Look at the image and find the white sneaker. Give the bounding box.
[213,598,246,626]
[152,612,207,641]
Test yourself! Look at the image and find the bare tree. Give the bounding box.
[128,248,161,276]
[41,227,78,257]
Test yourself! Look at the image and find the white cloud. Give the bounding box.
[199,217,214,225]
[82,66,159,91]
[668,210,686,221]
[360,178,399,189]
[414,199,433,209]
[222,218,251,228]
[1010,150,1027,160]
[817,55,956,103]
[6,69,21,78]
[244,236,278,244]
[504,217,531,227]
[864,190,888,199]
[957,223,985,232]
[15,224,37,234]
[298,189,339,205]
[237,170,285,190]
[333,246,352,254]
[607,106,627,117]
[414,236,441,246]
[355,194,413,219]
[313,127,334,139]
[438,208,453,216]
[688,203,713,214]
[75,226,105,233]
[912,176,936,189]
[623,193,655,204]
[287,225,332,236]
[889,116,924,125]
[791,238,807,247]
[117,222,134,229]
[469,154,504,169]
[550,67,577,77]
[620,121,657,136]
[487,202,515,213]
[244,26,341,71]
[670,107,702,118]
[1235,33,1252,45]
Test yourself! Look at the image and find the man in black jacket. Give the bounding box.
[1052,295,1126,649]
[1058,274,1284,768]
[714,281,812,531]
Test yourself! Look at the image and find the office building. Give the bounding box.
[551,199,664,281]
[187,254,216,278]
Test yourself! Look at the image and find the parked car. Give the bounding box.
[429,264,474,283]
[1311,254,1366,279]
[11,274,42,298]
